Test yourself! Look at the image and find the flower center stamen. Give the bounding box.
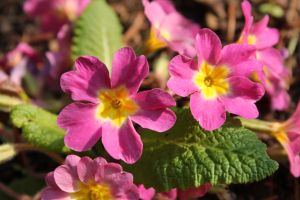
[193,61,230,99]
[96,86,139,127]
[204,77,213,87]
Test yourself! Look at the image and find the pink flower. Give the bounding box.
[58,47,176,164]
[167,28,264,131]
[238,0,290,111]
[24,0,90,33]
[270,103,300,177]
[0,43,37,85]
[41,155,139,200]
[138,184,211,200]
[142,0,200,57]
[238,0,279,49]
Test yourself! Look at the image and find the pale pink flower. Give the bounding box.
[24,0,90,33]
[271,103,300,177]
[0,43,37,85]
[41,155,139,200]
[142,0,200,57]
[58,47,176,164]
[167,28,264,131]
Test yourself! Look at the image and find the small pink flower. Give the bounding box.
[239,0,279,49]
[24,0,90,33]
[271,103,300,177]
[138,184,211,200]
[142,0,200,57]
[58,47,176,164]
[167,28,264,131]
[41,155,139,200]
[238,0,290,111]
[0,43,37,85]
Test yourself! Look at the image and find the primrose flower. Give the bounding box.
[24,0,90,33]
[238,0,290,111]
[238,0,279,49]
[138,183,211,200]
[270,103,300,177]
[0,43,37,85]
[167,28,264,131]
[58,47,176,164]
[41,155,139,200]
[142,0,201,57]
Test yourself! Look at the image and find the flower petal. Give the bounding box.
[77,157,97,184]
[133,89,175,110]
[222,77,264,119]
[102,120,143,164]
[54,165,79,193]
[111,47,149,94]
[58,102,102,151]
[60,56,110,103]
[178,183,211,200]
[41,187,71,200]
[252,16,279,49]
[131,109,176,132]
[95,163,122,183]
[219,44,255,67]
[190,92,226,131]
[45,172,58,189]
[195,28,222,65]
[138,185,156,200]
[168,55,198,79]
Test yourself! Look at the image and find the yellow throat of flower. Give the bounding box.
[72,182,114,200]
[145,27,168,54]
[193,61,230,99]
[237,34,257,45]
[96,86,139,127]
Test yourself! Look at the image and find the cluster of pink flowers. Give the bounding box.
[237,0,290,111]
[2,0,294,199]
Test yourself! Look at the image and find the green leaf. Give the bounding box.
[72,0,123,71]
[125,109,278,191]
[10,104,68,153]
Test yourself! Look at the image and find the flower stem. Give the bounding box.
[237,117,277,133]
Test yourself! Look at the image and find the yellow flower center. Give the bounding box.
[193,61,230,99]
[72,182,114,200]
[145,28,168,54]
[96,86,139,127]
[247,34,257,45]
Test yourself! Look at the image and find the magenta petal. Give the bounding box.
[41,187,70,200]
[133,89,175,110]
[195,28,222,65]
[131,109,176,132]
[60,56,110,103]
[58,102,102,151]
[229,60,263,78]
[241,0,253,35]
[169,55,197,78]
[138,185,155,200]
[190,92,226,131]
[102,121,143,164]
[220,44,255,67]
[258,48,284,75]
[77,157,97,184]
[167,77,198,97]
[111,47,149,94]
[252,16,279,49]
[178,183,211,200]
[54,165,79,193]
[45,172,59,189]
[222,77,264,119]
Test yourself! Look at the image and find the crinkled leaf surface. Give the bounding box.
[10,104,68,152]
[72,0,123,71]
[125,109,278,192]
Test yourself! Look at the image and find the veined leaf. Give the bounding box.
[10,104,68,153]
[72,0,123,71]
[125,109,278,191]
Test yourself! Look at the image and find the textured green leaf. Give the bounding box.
[125,109,278,191]
[10,104,68,152]
[72,0,123,71]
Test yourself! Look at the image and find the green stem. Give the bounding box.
[237,117,277,133]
